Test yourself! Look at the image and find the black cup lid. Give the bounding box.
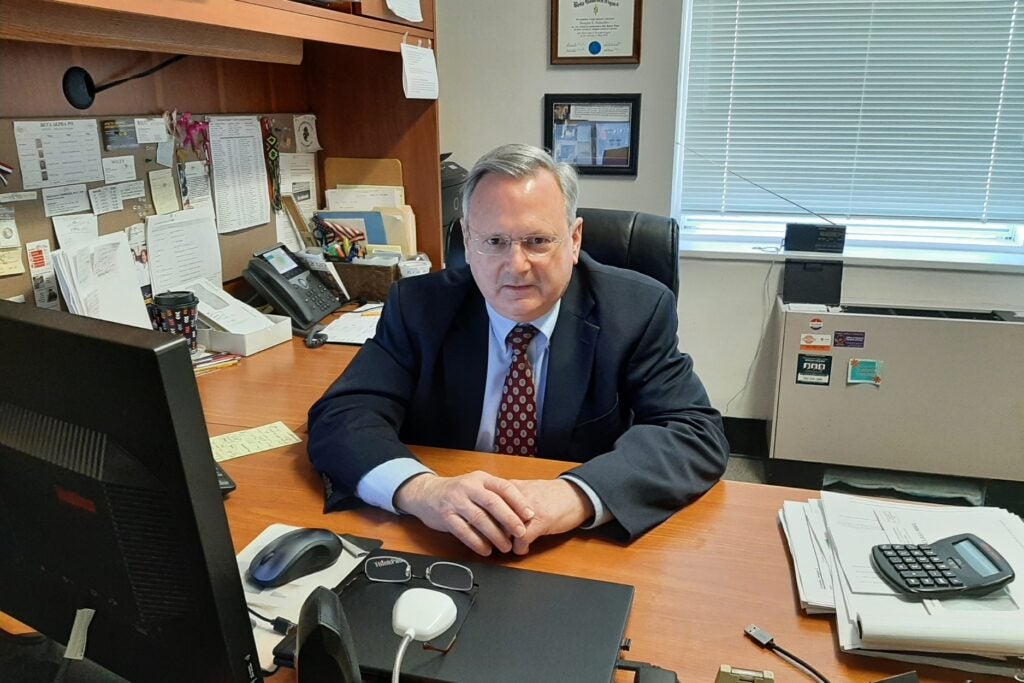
[153,290,198,307]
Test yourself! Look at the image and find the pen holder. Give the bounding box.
[154,290,200,354]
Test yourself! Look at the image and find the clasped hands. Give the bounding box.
[393,471,594,556]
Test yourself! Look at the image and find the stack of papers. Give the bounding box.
[52,231,152,329]
[321,303,382,345]
[780,491,1024,678]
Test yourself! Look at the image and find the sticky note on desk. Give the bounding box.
[209,421,301,462]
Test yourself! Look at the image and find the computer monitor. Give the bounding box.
[0,300,262,682]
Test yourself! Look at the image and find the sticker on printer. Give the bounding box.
[799,333,832,352]
[834,330,865,348]
[796,354,832,385]
[848,358,883,385]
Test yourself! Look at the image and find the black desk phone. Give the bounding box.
[871,533,1015,598]
[243,243,341,334]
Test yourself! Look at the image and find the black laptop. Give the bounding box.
[326,549,635,682]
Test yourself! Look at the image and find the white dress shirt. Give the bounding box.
[356,301,611,528]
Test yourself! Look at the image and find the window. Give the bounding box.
[674,0,1023,250]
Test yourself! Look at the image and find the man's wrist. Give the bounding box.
[559,478,595,528]
[393,471,436,514]
[559,473,612,528]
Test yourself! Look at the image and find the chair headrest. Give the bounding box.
[443,208,679,297]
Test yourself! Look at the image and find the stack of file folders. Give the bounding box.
[780,491,1024,678]
[192,351,242,376]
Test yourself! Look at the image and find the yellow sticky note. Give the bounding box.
[209,421,301,462]
[0,247,25,276]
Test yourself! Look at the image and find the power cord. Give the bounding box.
[723,257,779,415]
[391,631,415,683]
[745,624,831,683]
[389,588,457,683]
[248,607,296,635]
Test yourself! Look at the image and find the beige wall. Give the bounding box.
[435,2,1024,422]
[436,1,682,216]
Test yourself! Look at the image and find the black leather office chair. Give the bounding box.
[444,208,680,298]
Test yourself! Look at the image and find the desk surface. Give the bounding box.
[0,337,999,681]
[201,337,1001,683]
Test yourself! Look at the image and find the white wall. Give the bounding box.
[436,1,682,215]
[435,3,1024,422]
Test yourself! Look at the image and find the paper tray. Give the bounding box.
[197,313,291,356]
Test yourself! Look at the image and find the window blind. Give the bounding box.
[677,0,1022,241]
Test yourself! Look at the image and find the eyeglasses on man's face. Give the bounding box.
[363,556,475,592]
[466,230,567,257]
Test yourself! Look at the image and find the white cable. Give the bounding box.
[723,258,778,415]
[391,631,415,683]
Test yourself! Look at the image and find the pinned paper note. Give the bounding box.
[146,206,221,294]
[386,0,423,22]
[102,156,136,184]
[400,43,439,99]
[279,152,317,216]
[181,160,212,208]
[294,114,322,153]
[124,223,151,288]
[156,140,174,168]
[134,117,170,144]
[26,239,59,309]
[116,180,147,202]
[0,191,37,203]
[209,421,302,462]
[208,116,270,233]
[88,185,123,215]
[52,214,98,250]
[148,168,180,215]
[0,208,20,249]
[42,184,90,217]
[13,119,104,189]
[0,247,24,276]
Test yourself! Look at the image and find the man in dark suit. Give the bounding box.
[308,144,729,556]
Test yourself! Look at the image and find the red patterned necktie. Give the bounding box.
[494,324,539,456]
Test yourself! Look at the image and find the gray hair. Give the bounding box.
[461,143,579,230]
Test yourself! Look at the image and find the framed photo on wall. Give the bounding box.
[544,93,641,176]
[551,0,643,65]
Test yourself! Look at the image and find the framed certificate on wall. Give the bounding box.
[551,0,643,65]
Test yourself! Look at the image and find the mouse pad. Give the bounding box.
[333,549,634,683]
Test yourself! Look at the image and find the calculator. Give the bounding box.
[870,533,1015,598]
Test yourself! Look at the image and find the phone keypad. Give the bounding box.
[876,544,964,590]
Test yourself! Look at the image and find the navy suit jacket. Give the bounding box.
[307,254,729,540]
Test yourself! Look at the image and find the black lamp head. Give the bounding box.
[62,67,97,110]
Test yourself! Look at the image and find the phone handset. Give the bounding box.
[242,244,341,335]
[244,257,318,329]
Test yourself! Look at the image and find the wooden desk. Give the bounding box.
[204,338,1002,683]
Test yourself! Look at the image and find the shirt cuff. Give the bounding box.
[559,474,613,529]
[356,458,434,514]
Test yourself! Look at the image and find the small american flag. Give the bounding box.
[314,215,366,244]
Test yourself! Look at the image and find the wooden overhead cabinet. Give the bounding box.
[0,0,443,269]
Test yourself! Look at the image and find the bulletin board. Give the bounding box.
[0,113,317,304]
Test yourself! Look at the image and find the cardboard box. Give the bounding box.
[197,314,291,357]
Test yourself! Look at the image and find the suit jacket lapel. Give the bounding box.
[539,266,599,458]
[443,287,489,450]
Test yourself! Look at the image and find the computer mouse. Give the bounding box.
[247,528,344,588]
